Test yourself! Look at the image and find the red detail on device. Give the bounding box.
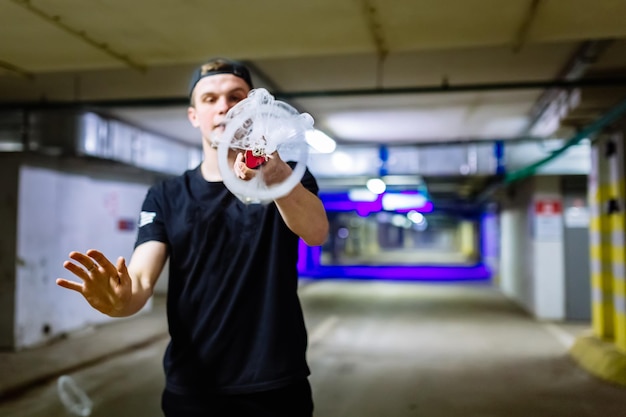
[245,150,266,169]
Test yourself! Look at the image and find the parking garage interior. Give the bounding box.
[2,1,626,416]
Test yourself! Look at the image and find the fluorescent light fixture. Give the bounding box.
[305,129,336,153]
[319,191,433,217]
[348,188,379,202]
[382,193,427,211]
[366,178,386,194]
[330,151,353,173]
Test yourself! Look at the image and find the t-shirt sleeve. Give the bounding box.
[134,185,168,249]
[300,167,320,196]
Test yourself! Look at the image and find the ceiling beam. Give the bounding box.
[512,0,543,53]
[276,78,626,99]
[9,0,146,73]
[360,0,388,87]
[3,78,626,111]
[0,60,34,79]
[524,39,615,135]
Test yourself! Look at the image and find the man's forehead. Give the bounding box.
[194,73,250,94]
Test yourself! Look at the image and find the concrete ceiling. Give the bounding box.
[1,0,626,204]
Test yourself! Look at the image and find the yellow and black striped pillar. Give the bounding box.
[607,132,626,350]
[589,135,615,339]
[570,133,626,386]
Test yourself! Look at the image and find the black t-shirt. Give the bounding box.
[135,165,319,395]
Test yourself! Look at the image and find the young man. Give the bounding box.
[56,58,329,416]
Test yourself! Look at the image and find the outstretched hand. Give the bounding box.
[234,151,292,186]
[56,249,132,316]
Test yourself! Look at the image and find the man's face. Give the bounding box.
[187,73,250,147]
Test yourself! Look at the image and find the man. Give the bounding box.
[56,58,329,416]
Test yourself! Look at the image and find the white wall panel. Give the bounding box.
[531,177,566,320]
[15,165,150,349]
[533,240,566,320]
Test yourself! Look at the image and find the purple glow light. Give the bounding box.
[300,264,492,281]
[297,240,491,282]
[320,191,433,216]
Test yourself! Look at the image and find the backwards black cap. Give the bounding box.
[188,58,254,100]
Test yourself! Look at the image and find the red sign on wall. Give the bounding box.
[534,199,563,240]
[535,200,562,215]
[117,218,136,231]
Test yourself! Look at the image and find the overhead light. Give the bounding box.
[305,129,336,153]
[330,151,353,173]
[348,188,378,202]
[366,178,386,194]
[382,193,427,211]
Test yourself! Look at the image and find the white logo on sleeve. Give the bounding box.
[139,211,157,227]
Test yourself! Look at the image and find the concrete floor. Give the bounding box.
[1,280,626,417]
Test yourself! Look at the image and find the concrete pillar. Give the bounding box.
[606,132,626,350]
[571,133,626,387]
[589,136,615,339]
[0,157,19,349]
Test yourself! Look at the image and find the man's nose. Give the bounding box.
[217,96,231,113]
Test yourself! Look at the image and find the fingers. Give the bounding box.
[68,251,99,274]
[87,249,117,276]
[64,250,120,285]
[234,152,245,178]
[115,257,132,286]
[260,153,292,186]
[116,256,126,274]
[63,259,91,279]
[61,252,102,294]
[56,278,83,293]
[234,152,257,181]
[59,251,132,316]
[232,150,291,185]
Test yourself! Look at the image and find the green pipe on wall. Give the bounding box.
[504,97,626,185]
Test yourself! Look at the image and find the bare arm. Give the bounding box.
[234,151,329,246]
[56,241,168,317]
[275,182,329,246]
[119,241,168,316]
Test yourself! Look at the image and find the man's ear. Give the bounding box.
[187,106,200,127]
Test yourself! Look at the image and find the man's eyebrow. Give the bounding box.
[198,87,248,99]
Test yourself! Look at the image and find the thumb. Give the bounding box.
[116,257,131,285]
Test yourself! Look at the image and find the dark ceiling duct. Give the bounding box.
[524,39,616,135]
[2,77,626,112]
